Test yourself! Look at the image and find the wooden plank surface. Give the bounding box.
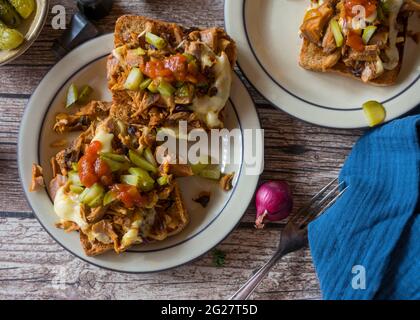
[0,0,368,300]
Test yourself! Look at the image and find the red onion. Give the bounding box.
[255,181,293,229]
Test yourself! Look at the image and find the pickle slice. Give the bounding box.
[0,21,23,50]
[362,100,386,127]
[8,0,35,19]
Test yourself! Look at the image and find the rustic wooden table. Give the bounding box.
[0,0,371,300]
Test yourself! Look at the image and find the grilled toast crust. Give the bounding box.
[299,39,404,86]
[113,15,237,65]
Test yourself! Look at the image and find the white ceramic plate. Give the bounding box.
[18,34,262,273]
[225,0,420,128]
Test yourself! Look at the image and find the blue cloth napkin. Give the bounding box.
[308,115,420,300]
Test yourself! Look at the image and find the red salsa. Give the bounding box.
[346,30,365,52]
[111,184,144,208]
[140,53,207,85]
[344,0,377,18]
[78,141,113,187]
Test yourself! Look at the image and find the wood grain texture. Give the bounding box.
[0,0,366,300]
[0,218,320,300]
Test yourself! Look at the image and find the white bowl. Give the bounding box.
[0,0,49,66]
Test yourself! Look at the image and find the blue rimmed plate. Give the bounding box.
[225,0,420,128]
[18,34,262,273]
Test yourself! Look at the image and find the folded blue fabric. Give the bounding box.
[308,115,420,300]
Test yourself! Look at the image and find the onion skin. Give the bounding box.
[255,181,293,229]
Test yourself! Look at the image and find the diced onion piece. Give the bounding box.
[145,32,167,49]
[100,155,125,172]
[133,47,146,55]
[122,172,154,192]
[100,152,128,163]
[66,84,78,108]
[190,155,210,175]
[77,85,93,104]
[103,190,117,206]
[121,175,140,187]
[129,150,158,174]
[157,176,168,186]
[79,183,105,208]
[330,19,343,47]
[128,167,155,191]
[362,26,377,45]
[71,162,78,171]
[147,80,159,93]
[124,67,143,90]
[139,78,152,90]
[362,100,386,127]
[68,171,83,186]
[70,185,84,194]
[143,147,158,167]
[158,80,176,97]
[199,165,221,180]
[175,84,191,98]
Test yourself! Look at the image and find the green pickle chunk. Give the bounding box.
[0,21,23,50]
[66,84,78,108]
[362,100,386,127]
[8,0,35,19]
[0,0,21,28]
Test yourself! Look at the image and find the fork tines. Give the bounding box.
[292,177,348,227]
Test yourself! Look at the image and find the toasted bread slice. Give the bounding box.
[80,231,114,256]
[107,15,236,126]
[299,38,404,86]
[299,38,342,72]
[146,181,189,241]
[78,181,188,256]
[166,181,189,237]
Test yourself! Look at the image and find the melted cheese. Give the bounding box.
[383,0,403,70]
[54,187,87,229]
[191,51,232,128]
[121,217,143,248]
[92,125,114,153]
[89,231,113,244]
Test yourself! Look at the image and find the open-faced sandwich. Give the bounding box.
[46,101,189,256]
[29,16,237,257]
[299,0,420,85]
[107,15,237,129]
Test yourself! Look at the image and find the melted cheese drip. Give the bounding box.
[190,51,232,128]
[92,125,114,153]
[121,216,144,248]
[54,187,114,244]
[54,187,87,229]
[112,45,126,63]
[91,232,113,244]
[383,0,403,70]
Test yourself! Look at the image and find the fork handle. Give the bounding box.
[229,249,285,300]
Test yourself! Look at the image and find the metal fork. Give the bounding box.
[230,178,347,300]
